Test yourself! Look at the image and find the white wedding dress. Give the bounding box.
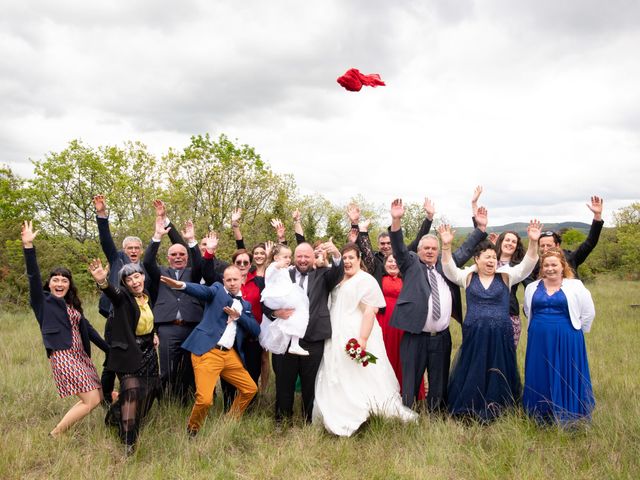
[313,270,418,436]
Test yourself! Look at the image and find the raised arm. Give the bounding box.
[270,218,287,245]
[93,195,120,264]
[201,232,223,285]
[389,198,411,271]
[571,196,604,267]
[407,197,434,252]
[292,209,306,245]
[505,220,541,286]
[142,215,169,292]
[21,221,45,320]
[231,208,246,249]
[88,258,125,306]
[438,224,470,288]
[451,206,488,267]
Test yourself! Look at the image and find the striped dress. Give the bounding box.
[49,305,101,398]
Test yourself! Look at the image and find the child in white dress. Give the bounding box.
[259,245,310,356]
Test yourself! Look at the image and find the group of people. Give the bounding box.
[22,189,603,453]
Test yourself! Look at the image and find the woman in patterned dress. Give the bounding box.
[89,258,160,455]
[21,221,108,437]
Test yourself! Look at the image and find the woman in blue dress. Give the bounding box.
[439,218,541,421]
[522,248,595,425]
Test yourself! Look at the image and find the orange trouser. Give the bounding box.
[188,347,257,432]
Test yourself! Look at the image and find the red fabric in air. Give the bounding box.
[337,68,386,92]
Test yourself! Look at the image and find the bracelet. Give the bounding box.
[96,280,108,288]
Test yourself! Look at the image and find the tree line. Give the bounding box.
[1,133,638,305]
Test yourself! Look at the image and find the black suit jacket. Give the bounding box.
[100,282,151,373]
[143,226,204,325]
[389,227,487,333]
[24,247,108,358]
[263,261,345,343]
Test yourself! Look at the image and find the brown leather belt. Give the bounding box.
[214,345,230,352]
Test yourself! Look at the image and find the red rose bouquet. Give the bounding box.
[345,338,378,367]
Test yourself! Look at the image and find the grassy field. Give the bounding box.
[0,276,638,479]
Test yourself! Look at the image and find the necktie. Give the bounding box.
[298,272,307,289]
[427,266,441,321]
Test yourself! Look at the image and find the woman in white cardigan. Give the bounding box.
[522,248,595,425]
[439,219,541,421]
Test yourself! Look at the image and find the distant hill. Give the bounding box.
[454,222,593,237]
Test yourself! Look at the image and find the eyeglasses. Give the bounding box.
[235,260,251,266]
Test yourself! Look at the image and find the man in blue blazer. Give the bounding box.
[389,198,488,412]
[160,265,260,436]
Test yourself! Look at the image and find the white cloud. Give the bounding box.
[0,0,638,226]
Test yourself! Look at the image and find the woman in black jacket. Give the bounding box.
[89,258,160,455]
[21,221,108,437]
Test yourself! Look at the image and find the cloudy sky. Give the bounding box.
[1,0,638,226]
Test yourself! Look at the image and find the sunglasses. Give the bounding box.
[235,260,251,266]
[540,231,556,237]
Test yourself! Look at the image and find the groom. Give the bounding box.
[264,241,343,425]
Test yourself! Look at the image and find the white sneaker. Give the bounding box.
[288,344,310,356]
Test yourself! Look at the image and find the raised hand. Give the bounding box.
[347,227,358,243]
[527,219,542,242]
[488,232,499,245]
[475,206,488,231]
[347,204,361,224]
[231,208,242,226]
[88,258,109,285]
[93,195,107,216]
[154,215,171,239]
[181,219,195,243]
[471,185,483,217]
[160,275,185,290]
[437,224,455,246]
[264,240,275,258]
[321,236,340,258]
[292,209,301,223]
[153,199,166,219]
[359,218,371,232]
[204,231,219,253]
[390,198,404,220]
[21,220,38,247]
[423,197,435,220]
[587,196,603,220]
[271,218,285,241]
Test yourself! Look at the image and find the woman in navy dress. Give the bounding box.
[439,218,541,421]
[523,248,595,425]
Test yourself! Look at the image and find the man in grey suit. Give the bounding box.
[389,198,488,412]
[143,202,203,404]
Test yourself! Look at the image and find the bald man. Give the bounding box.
[143,211,203,404]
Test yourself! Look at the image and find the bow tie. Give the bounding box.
[230,294,243,301]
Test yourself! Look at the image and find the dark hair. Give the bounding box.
[43,267,84,314]
[340,242,368,273]
[119,263,145,286]
[495,231,525,265]
[382,254,401,279]
[540,231,562,245]
[232,249,253,264]
[473,240,498,258]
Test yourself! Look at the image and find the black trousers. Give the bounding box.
[400,329,452,411]
[157,323,196,404]
[221,337,263,410]
[271,339,324,423]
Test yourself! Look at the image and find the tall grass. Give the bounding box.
[0,276,638,479]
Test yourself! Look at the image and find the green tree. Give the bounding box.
[28,140,110,242]
[614,202,640,276]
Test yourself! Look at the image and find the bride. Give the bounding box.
[313,243,417,436]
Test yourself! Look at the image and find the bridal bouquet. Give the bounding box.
[345,338,378,367]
